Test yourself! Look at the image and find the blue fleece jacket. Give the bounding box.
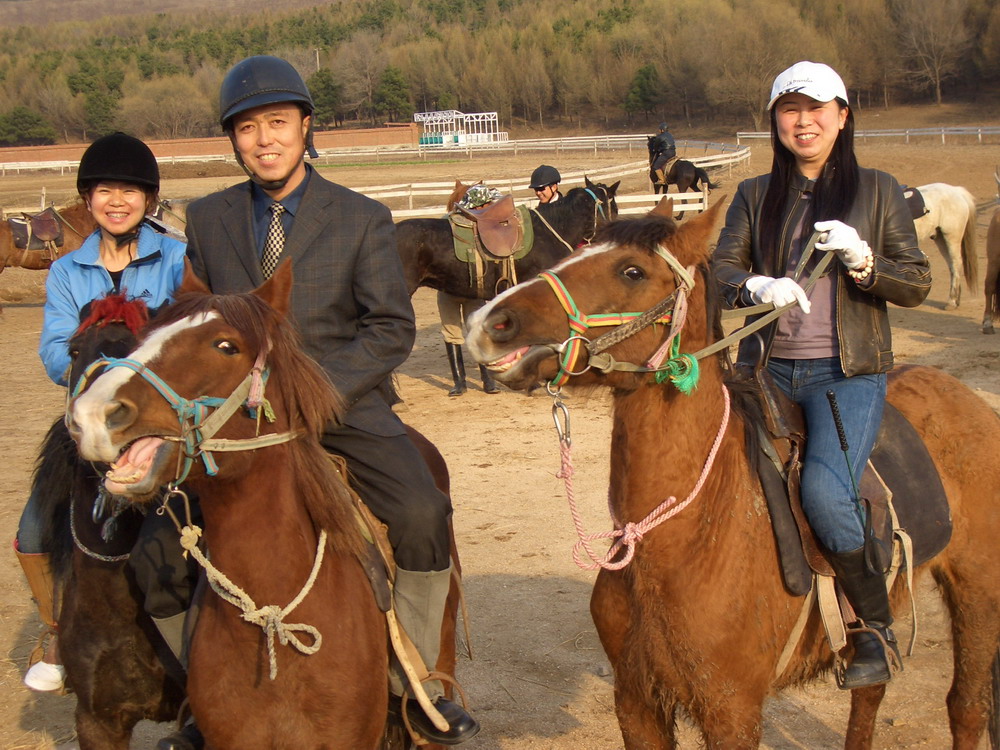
[39,223,187,385]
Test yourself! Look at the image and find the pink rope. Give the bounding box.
[646,286,689,370]
[556,384,731,571]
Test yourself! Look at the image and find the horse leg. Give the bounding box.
[592,572,678,749]
[936,235,962,309]
[844,684,886,749]
[74,708,134,750]
[931,565,1000,748]
[614,680,678,750]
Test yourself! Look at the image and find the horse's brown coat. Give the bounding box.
[467,205,1000,749]
[0,200,95,273]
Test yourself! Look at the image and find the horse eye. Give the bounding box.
[69,348,80,360]
[215,340,240,355]
[622,266,646,282]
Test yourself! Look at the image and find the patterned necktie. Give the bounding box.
[261,202,286,279]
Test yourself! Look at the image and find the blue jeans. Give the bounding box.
[767,357,886,553]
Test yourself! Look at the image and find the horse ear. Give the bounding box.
[255,258,293,317]
[178,259,211,296]
[609,180,621,196]
[650,197,674,218]
[675,196,728,261]
[585,175,594,188]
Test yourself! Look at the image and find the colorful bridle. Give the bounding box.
[539,241,698,391]
[71,345,298,486]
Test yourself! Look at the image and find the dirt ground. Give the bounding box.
[1,139,998,749]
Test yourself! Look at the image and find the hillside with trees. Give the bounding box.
[0,0,996,146]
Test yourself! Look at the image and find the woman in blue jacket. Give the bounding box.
[17,132,186,692]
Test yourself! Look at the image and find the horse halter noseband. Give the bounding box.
[539,242,697,389]
[72,346,299,486]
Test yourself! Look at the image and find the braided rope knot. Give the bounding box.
[174,520,328,681]
[245,604,323,680]
[619,521,645,546]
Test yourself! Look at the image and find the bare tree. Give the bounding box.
[892,0,973,104]
[333,31,387,125]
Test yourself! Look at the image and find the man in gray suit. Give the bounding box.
[181,55,479,747]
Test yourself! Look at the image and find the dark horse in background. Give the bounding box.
[394,176,619,299]
[647,136,719,197]
[35,294,187,748]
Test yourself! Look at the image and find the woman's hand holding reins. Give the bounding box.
[745,275,812,313]
[814,220,871,270]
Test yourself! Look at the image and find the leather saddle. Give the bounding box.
[455,195,524,258]
[8,206,64,253]
[902,186,929,221]
[738,364,952,596]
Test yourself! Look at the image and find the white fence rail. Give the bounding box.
[0,135,748,176]
[736,125,1000,145]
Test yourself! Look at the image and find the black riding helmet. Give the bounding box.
[219,55,318,161]
[77,132,159,196]
[529,165,561,190]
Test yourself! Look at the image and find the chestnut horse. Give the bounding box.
[983,207,1000,334]
[35,295,185,749]
[0,200,95,274]
[66,267,460,749]
[465,202,1000,749]
[395,176,619,299]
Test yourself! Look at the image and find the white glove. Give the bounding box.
[814,220,871,270]
[744,275,811,314]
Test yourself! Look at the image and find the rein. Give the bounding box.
[540,233,828,569]
[158,486,325,681]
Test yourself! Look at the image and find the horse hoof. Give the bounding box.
[983,326,995,335]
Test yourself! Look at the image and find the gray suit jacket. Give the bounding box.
[185,169,415,437]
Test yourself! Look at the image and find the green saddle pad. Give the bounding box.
[451,205,534,263]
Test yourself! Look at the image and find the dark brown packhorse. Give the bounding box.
[465,201,1000,749]
[66,266,463,749]
[395,176,619,299]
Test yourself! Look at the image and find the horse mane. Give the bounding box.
[150,291,364,557]
[75,293,149,338]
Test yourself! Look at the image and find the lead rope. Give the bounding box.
[554,384,731,570]
[158,487,325,680]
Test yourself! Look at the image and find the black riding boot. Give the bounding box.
[479,364,500,394]
[829,547,902,690]
[445,343,467,397]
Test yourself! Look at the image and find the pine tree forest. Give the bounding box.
[0,0,996,146]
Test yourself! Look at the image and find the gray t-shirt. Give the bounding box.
[770,189,838,360]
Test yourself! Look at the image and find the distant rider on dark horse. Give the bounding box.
[650,122,677,186]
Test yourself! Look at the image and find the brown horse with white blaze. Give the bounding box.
[465,201,1000,749]
[66,265,460,749]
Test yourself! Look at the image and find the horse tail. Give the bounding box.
[696,168,720,190]
[34,417,79,579]
[960,188,979,288]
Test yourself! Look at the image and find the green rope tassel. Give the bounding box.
[653,336,699,393]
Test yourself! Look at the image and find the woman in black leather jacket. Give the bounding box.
[712,61,931,690]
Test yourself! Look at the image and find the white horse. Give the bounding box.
[911,182,978,309]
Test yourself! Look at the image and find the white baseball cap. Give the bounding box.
[767,61,848,110]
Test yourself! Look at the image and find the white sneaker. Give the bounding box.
[24,660,66,692]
